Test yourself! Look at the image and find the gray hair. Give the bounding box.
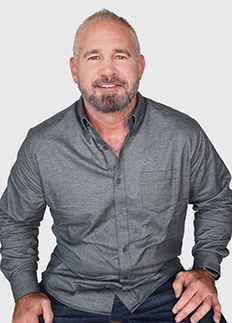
[73,9,141,61]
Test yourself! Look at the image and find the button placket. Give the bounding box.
[114,158,132,284]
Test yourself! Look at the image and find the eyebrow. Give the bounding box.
[83,48,131,59]
[83,49,100,59]
[113,48,131,57]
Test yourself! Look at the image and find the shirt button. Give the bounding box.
[123,247,127,253]
[123,276,128,280]
[116,178,121,184]
[103,145,108,150]
[118,213,124,218]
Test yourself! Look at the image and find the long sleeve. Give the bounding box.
[189,125,232,276]
[0,133,46,301]
[0,96,232,314]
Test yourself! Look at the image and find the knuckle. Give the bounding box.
[176,271,184,279]
[191,299,200,309]
[180,309,189,318]
[203,302,212,312]
[195,280,202,289]
[172,281,178,290]
[196,307,210,320]
[214,301,221,311]
[201,285,210,295]
[48,312,54,320]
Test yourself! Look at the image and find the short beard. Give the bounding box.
[77,75,140,114]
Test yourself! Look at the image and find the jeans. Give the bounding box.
[39,273,227,323]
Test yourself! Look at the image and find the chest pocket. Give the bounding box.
[140,170,176,213]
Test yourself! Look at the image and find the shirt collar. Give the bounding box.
[126,92,146,131]
[75,92,146,134]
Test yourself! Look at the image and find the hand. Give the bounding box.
[12,292,54,323]
[172,268,221,323]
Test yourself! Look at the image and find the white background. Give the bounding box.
[0,1,231,322]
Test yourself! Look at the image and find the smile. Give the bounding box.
[99,84,116,88]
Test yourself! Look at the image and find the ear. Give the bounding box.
[70,57,78,84]
[138,55,146,80]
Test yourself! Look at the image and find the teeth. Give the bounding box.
[100,85,115,88]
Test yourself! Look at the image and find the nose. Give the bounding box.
[98,58,118,77]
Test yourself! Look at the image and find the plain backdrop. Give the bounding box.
[0,1,231,322]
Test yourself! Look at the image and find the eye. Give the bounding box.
[88,56,100,61]
[116,55,127,60]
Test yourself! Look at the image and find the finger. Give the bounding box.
[172,283,197,315]
[42,300,54,323]
[175,295,221,323]
[172,272,185,299]
[182,296,212,323]
[174,292,203,322]
[189,296,221,323]
[212,299,221,323]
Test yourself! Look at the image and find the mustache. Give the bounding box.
[92,76,128,87]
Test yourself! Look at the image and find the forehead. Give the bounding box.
[78,19,137,56]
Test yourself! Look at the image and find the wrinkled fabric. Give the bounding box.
[0,93,232,315]
[38,274,228,323]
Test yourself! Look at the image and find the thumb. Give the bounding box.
[41,300,54,323]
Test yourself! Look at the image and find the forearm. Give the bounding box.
[190,127,232,274]
[0,211,41,300]
[0,134,47,300]
[192,197,232,275]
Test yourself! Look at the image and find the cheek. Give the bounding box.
[120,65,139,82]
[77,68,94,87]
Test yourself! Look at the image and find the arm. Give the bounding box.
[0,134,53,322]
[173,125,232,323]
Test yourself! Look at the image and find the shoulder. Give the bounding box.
[30,101,77,135]
[143,96,203,139]
[24,101,79,149]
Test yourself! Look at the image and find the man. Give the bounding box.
[0,9,231,323]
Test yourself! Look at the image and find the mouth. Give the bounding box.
[96,84,122,91]
[99,84,116,88]
[93,77,127,91]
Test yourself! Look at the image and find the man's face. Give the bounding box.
[70,19,145,114]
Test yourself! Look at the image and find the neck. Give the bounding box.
[84,97,137,157]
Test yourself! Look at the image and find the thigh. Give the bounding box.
[38,284,110,323]
[124,274,228,323]
[38,279,228,323]
[197,310,227,323]
[126,275,179,322]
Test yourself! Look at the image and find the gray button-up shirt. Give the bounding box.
[0,93,232,315]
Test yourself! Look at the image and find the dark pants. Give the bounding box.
[39,274,227,323]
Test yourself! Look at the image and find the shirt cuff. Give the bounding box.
[193,250,221,278]
[10,270,40,301]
